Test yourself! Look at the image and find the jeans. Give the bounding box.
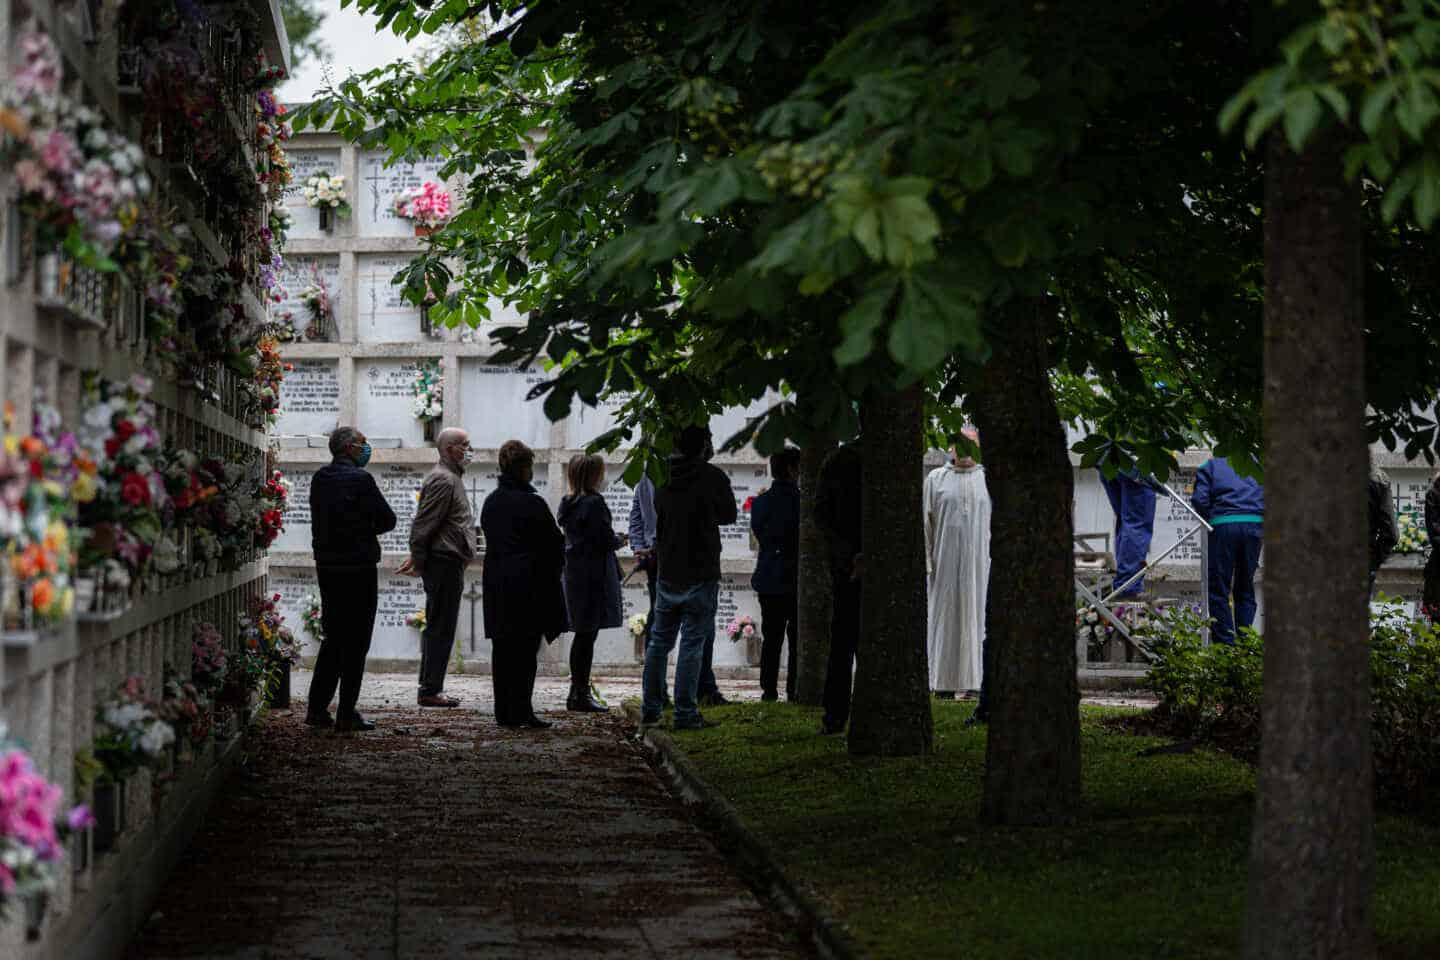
[822,570,861,730]
[419,555,464,697]
[308,565,379,721]
[1208,522,1263,644]
[758,592,797,700]
[642,579,719,726]
[1099,471,1157,596]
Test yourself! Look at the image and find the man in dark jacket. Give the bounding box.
[306,426,397,731]
[1192,456,1265,644]
[641,425,737,729]
[815,442,862,734]
[751,447,801,702]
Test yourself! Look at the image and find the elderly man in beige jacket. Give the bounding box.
[400,427,476,707]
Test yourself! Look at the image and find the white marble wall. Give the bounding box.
[356,152,448,237]
[283,149,343,239]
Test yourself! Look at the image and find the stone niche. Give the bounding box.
[584,576,762,667]
[270,568,320,657]
[283,149,342,240]
[458,359,552,449]
[276,255,341,340]
[356,151,448,238]
[273,469,313,552]
[275,359,340,438]
[357,253,423,342]
[356,359,436,447]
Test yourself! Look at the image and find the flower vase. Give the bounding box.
[423,418,438,443]
[24,891,48,942]
[72,823,91,875]
[269,661,292,709]
[319,205,333,232]
[93,781,120,853]
[414,224,434,238]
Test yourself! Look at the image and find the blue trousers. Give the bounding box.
[1207,522,1263,644]
[1099,470,1157,596]
[641,580,719,726]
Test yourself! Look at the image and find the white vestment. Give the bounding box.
[924,463,991,693]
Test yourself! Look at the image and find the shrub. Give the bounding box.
[1144,600,1440,811]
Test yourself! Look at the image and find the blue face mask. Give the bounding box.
[354,442,373,468]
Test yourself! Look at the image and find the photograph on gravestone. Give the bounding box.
[358,253,425,342]
[357,360,433,446]
[275,360,341,438]
[358,152,447,237]
[283,150,342,239]
[275,256,341,342]
[459,360,553,449]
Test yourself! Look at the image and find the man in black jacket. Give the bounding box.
[815,442,862,735]
[306,426,397,732]
[641,425,737,729]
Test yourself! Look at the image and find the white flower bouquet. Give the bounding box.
[301,172,351,217]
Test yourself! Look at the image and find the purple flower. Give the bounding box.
[67,804,95,830]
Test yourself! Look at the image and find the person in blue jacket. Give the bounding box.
[1191,457,1265,644]
[750,447,802,702]
[1098,467,1159,598]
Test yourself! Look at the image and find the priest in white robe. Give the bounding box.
[924,431,991,695]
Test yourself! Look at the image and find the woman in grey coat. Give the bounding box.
[558,454,626,711]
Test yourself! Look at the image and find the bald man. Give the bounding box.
[403,427,477,706]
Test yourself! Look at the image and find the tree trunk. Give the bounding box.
[848,384,933,756]
[1242,131,1372,960]
[795,440,835,705]
[971,297,1081,826]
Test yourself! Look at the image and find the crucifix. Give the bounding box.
[463,579,483,654]
[363,165,389,223]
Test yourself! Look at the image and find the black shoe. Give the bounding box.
[335,713,376,732]
[304,710,333,728]
[638,713,663,727]
[964,712,988,727]
[698,692,731,707]
[524,716,553,729]
[674,717,720,731]
[820,719,845,735]
[566,695,608,713]
[760,692,778,703]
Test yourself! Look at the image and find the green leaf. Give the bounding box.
[834,280,897,367]
[1382,162,1420,223]
[1360,80,1399,137]
[1282,89,1323,153]
[1413,152,1440,229]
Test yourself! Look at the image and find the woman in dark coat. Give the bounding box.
[1425,471,1440,624]
[557,453,625,711]
[481,440,566,728]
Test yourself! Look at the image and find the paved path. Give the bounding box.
[124,673,805,960]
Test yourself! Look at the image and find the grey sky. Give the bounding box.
[279,0,416,103]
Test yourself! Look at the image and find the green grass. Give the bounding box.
[659,700,1440,959]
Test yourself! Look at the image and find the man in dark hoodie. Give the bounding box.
[641,424,737,729]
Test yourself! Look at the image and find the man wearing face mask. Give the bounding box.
[307,426,397,732]
[401,427,477,707]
